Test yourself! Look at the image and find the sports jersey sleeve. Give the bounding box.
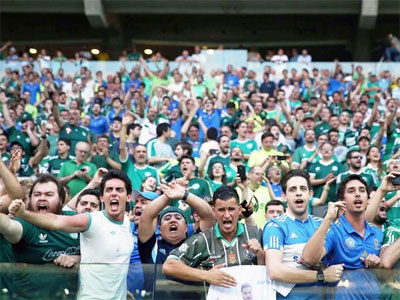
[308,163,316,176]
[323,226,335,255]
[383,220,400,246]
[292,148,301,165]
[262,221,285,251]
[167,233,209,268]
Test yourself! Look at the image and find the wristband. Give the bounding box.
[182,190,189,201]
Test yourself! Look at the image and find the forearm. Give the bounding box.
[20,210,61,231]
[27,131,40,147]
[0,213,22,243]
[105,157,121,170]
[267,260,318,283]
[310,178,326,186]
[148,157,168,164]
[315,185,330,206]
[185,192,214,230]
[119,125,128,161]
[0,160,24,200]
[65,179,100,209]
[302,219,330,266]
[59,174,76,183]
[162,259,207,282]
[381,239,400,268]
[2,104,14,128]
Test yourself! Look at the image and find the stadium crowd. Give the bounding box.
[1,43,400,299]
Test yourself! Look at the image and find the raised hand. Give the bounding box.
[92,168,108,186]
[325,201,346,222]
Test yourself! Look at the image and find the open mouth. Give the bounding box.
[223,220,233,226]
[295,199,304,205]
[38,203,48,213]
[169,224,178,232]
[110,200,119,210]
[354,200,363,208]
[134,210,142,217]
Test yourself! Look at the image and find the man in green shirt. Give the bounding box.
[120,112,160,190]
[163,186,264,286]
[336,149,377,189]
[0,132,11,165]
[42,138,74,176]
[230,121,258,161]
[181,155,211,199]
[58,141,97,198]
[53,99,90,155]
[89,135,121,170]
[292,129,317,168]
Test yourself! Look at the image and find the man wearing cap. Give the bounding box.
[162,186,264,286]
[1,92,39,157]
[138,177,214,265]
[336,149,377,189]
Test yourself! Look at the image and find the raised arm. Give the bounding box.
[9,199,89,233]
[302,202,345,266]
[366,95,379,128]
[119,111,135,162]
[0,159,25,213]
[180,102,198,139]
[138,193,170,243]
[0,92,15,128]
[0,212,23,243]
[52,93,65,128]
[29,126,49,169]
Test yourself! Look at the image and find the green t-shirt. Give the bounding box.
[314,122,331,136]
[384,128,400,161]
[385,191,400,221]
[207,154,231,175]
[187,178,211,199]
[41,155,75,176]
[59,122,90,155]
[10,218,80,264]
[91,151,121,170]
[8,126,35,157]
[17,156,35,178]
[58,160,97,197]
[206,178,224,193]
[230,139,258,157]
[337,170,378,190]
[292,145,316,166]
[309,160,344,203]
[383,219,400,246]
[121,159,160,190]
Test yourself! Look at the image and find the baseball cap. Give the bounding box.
[158,206,188,224]
[10,141,23,149]
[304,112,313,120]
[357,136,370,142]
[21,112,33,122]
[133,190,159,202]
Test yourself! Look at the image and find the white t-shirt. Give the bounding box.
[78,211,134,300]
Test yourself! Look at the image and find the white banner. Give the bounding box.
[207,265,275,300]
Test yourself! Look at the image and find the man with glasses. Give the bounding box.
[58,141,97,197]
[336,149,377,189]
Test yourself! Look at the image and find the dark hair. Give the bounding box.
[217,134,229,143]
[76,188,101,208]
[156,123,170,137]
[212,186,239,205]
[366,145,383,179]
[328,128,339,136]
[176,141,192,156]
[261,131,274,141]
[207,127,218,141]
[29,174,66,211]
[58,138,71,146]
[281,169,311,193]
[337,174,369,201]
[179,154,195,165]
[265,200,285,213]
[346,149,360,160]
[227,102,236,109]
[128,123,142,133]
[208,161,227,184]
[188,124,199,131]
[100,169,132,196]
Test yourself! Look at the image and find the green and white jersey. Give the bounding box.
[91,152,121,170]
[309,160,344,203]
[314,122,331,136]
[206,178,224,193]
[40,155,75,176]
[10,218,80,264]
[343,125,367,148]
[167,223,262,268]
[187,178,212,198]
[336,170,378,189]
[121,158,160,190]
[383,219,400,246]
[385,191,400,221]
[292,145,316,166]
[8,126,35,157]
[206,154,231,174]
[230,139,258,157]
[384,128,400,161]
[1,152,11,166]
[362,164,385,186]
[59,122,90,155]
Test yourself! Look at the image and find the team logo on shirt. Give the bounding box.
[69,233,78,239]
[315,167,320,172]
[374,239,379,250]
[178,243,189,253]
[332,166,338,172]
[66,127,72,134]
[191,183,200,190]
[247,144,252,148]
[145,172,152,177]
[345,237,355,249]
[38,233,48,244]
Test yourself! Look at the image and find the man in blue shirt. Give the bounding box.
[263,169,343,300]
[22,72,41,105]
[302,174,383,299]
[89,102,108,136]
[196,95,223,139]
[225,64,239,88]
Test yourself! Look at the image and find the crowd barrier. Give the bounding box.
[0,263,399,299]
[1,50,400,81]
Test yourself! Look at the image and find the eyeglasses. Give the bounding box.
[351,156,362,160]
